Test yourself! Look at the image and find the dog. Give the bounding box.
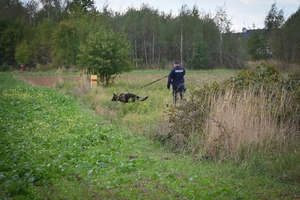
[111,93,148,104]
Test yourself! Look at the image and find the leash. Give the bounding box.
[139,74,169,89]
[128,74,169,93]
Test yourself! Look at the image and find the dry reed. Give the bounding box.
[203,88,299,162]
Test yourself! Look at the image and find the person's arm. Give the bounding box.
[167,70,173,89]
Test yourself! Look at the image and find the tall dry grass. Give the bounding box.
[245,59,300,72]
[203,88,299,163]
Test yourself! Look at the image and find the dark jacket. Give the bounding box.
[167,66,185,90]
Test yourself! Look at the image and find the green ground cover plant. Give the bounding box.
[1,71,299,199]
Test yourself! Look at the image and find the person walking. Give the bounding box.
[167,60,186,104]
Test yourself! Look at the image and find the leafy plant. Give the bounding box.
[77,28,133,86]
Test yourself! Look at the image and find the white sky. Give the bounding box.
[94,0,300,32]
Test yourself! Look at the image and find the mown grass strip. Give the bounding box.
[0,73,299,199]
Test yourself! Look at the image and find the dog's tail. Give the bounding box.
[138,96,148,101]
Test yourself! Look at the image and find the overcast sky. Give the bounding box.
[94,0,299,32]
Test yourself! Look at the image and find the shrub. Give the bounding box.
[0,63,13,72]
[163,65,300,180]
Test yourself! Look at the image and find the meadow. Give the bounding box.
[0,71,299,199]
[56,70,235,135]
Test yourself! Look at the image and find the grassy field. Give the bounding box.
[55,70,236,135]
[1,72,299,199]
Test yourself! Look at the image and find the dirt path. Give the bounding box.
[17,76,79,87]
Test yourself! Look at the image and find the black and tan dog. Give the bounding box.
[111,93,148,104]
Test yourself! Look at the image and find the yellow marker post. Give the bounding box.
[91,75,97,88]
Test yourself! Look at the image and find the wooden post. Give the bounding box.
[91,75,97,88]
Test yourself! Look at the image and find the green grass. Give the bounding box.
[0,72,299,199]
[124,69,238,75]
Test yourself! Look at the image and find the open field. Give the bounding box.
[1,71,299,199]
[15,69,235,89]
[16,70,236,131]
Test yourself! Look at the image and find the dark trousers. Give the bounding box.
[172,84,185,104]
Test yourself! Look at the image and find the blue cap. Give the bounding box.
[174,60,180,64]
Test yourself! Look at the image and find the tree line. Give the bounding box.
[0,0,299,72]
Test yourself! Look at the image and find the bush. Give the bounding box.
[0,63,13,72]
[162,65,300,181]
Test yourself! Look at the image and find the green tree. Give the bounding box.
[123,7,142,68]
[68,0,95,14]
[24,0,39,25]
[264,3,285,33]
[52,20,79,67]
[214,4,232,68]
[0,0,25,20]
[264,3,286,65]
[222,32,247,69]
[199,16,220,69]
[136,4,160,68]
[37,0,67,22]
[33,19,55,66]
[282,6,300,65]
[247,30,268,60]
[78,28,133,86]
[52,13,102,68]
[0,19,23,69]
[188,41,210,69]
[14,40,31,66]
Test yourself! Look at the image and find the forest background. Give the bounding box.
[0,0,299,72]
